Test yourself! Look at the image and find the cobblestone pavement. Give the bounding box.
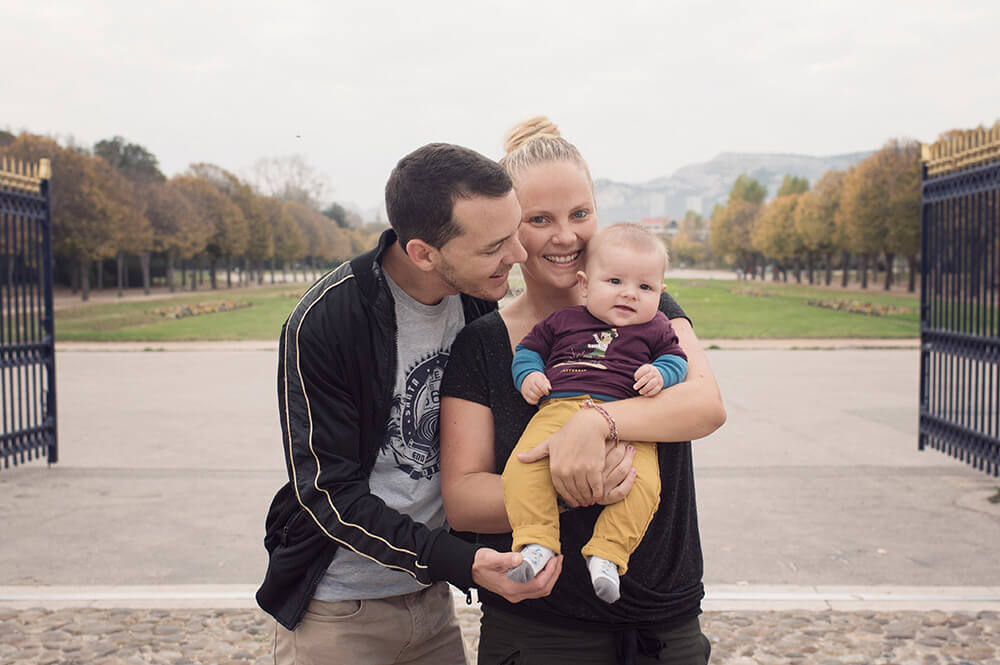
[2,605,998,665]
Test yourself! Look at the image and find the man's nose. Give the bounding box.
[507,235,527,263]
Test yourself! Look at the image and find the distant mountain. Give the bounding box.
[594,151,871,223]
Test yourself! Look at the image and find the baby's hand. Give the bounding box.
[633,364,663,397]
[520,372,551,405]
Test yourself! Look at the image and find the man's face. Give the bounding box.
[432,190,527,301]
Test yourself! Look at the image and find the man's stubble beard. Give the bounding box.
[437,257,510,302]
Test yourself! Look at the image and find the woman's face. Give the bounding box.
[514,160,597,290]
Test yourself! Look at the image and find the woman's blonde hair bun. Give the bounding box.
[503,116,562,156]
[499,115,592,189]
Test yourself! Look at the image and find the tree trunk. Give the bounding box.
[71,263,80,294]
[168,250,177,293]
[116,251,125,298]
[825,252,833,286]
[908,255,918,293]
[772,261,780,282]
[794,257,802,284]
[226,256,232,289]
[210,257,218,289]
[141,252,151,295]
[97,259,104,290]
[860,254,869,289]
[806,254,814,285]
[281,263,286,284]
[883,252,895,290]
[80,259,90,301]
[782,267,788,282]
[270,258,276,284]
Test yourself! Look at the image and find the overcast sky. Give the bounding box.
[3,1,998,211]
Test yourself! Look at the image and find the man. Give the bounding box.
[257,144,560,664]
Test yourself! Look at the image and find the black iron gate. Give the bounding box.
[0,157,57,469]
[919,127,1000,476]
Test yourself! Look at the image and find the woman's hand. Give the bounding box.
[517,407,610,507]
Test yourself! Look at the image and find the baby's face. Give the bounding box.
[580,245,664,327]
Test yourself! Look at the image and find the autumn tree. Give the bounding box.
[94,158,153,296]
[271,200,304,281]
[752,194,804,282]
[146,180,212,291]
[839,157,887,289]
[669,211,710,266]
[173,176,248,289]
[1,133,117,299]
[883,140,922,291]
[711,176,767,278]
[794,171,844,285]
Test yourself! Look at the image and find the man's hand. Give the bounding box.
[520,372,551,405]
[517,407,608,507]
[633,364,664,397]
[598,440,637,505]
[471,548,562,603]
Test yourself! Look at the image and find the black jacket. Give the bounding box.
[257,229,497,630]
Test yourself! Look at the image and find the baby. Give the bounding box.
[505,223,687,603]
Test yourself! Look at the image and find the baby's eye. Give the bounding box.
[608,278,621,285]
[640,283,653,291]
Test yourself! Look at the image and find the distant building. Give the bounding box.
[638,217,679,237]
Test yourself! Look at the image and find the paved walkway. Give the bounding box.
[2,347,998,664]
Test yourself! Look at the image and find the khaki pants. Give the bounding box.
[502,395,661,574]
[274,582,467,665]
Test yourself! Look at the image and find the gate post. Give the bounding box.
[40,159,58,464]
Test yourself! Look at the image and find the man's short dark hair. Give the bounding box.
[385,143,513,251]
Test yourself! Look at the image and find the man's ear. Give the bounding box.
[404,238,439,273]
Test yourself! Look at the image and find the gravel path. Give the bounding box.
[2,604,998,665]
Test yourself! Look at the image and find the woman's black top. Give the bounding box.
[440,293,704,631]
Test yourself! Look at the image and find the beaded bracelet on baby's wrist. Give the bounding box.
[583,399,619,445]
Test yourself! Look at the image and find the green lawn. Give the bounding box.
[55,285,310,341]
[664,279,919,338]
[54,279,921,342]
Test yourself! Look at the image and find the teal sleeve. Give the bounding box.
[512,345,545,391]
[652,354,688,388]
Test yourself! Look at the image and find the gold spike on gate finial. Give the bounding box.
[39,158,51,180]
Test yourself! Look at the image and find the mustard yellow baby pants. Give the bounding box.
[502,395,660,574]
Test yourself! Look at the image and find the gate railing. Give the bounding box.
[919,124,1000,476]
[0,157,57,469]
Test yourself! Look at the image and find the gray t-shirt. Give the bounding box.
[314,270,466,601]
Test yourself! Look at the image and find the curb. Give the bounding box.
[53,339,921,353]
[3,585,998,611]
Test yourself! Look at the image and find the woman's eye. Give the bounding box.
[572,210,589,220]
[528,216,548,224]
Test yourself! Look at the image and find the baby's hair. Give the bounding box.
[586,223,670,276]
[499,115,593,188]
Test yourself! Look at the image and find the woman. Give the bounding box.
[440,117,725,665]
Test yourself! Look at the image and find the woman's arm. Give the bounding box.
[518,318,726,507]
[440,396,511,533]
